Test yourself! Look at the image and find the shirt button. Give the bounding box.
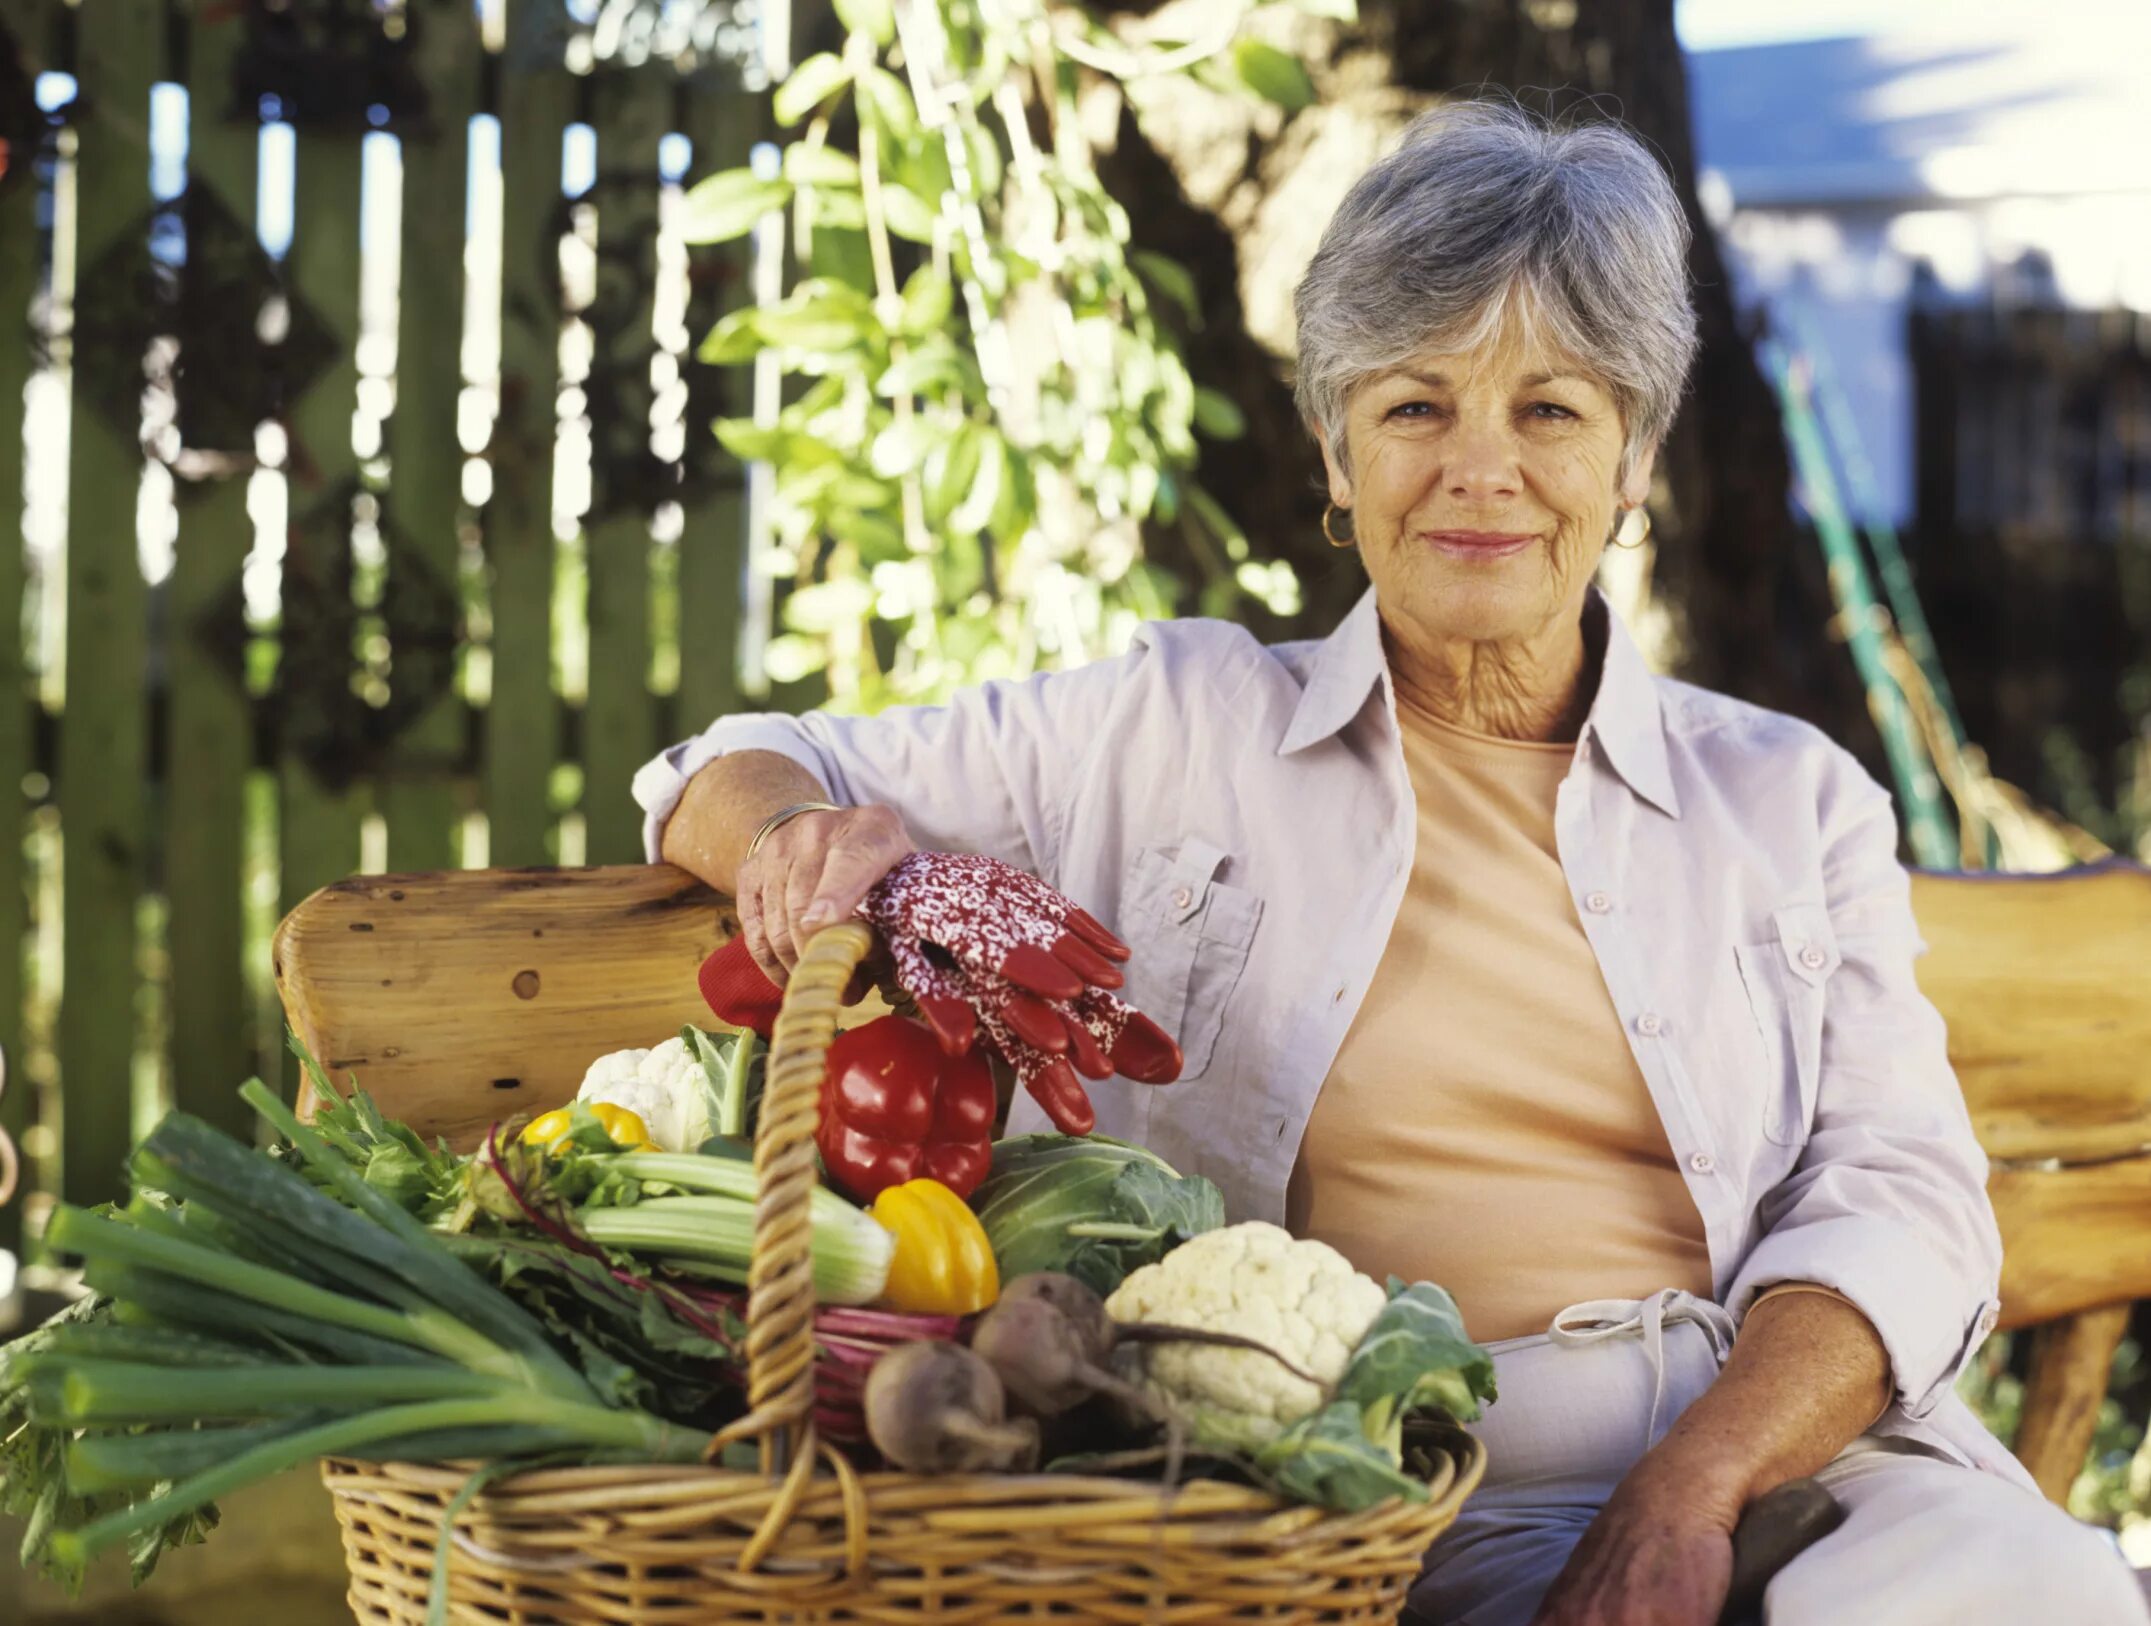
[1800,945,1828,971]
[1584,891,1613,914]
[1636,1012,1664,1037]
[1171,886,1192,909]
[1689,1152,1716,1175]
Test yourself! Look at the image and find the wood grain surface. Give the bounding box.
[277,865,745,1147]
[1912,863,2151,1164]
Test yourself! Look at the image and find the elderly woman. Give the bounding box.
[635,101,2146,1625]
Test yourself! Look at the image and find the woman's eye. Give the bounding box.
[1386,401,1436,420]
[1527,402,1575,420]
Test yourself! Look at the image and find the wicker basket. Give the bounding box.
[321,920,1486,1623]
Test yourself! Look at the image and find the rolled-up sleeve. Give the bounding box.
[1725,756,2002,1420]
[631,649,1141,876]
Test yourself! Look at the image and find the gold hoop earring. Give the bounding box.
[1609,506,1651,551]
[1322,503,1355,547]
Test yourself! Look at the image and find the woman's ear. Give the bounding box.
[1313,422,1353,508]
[1619,442,1658,509]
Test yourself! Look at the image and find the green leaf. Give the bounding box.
[1336,1280,1499,1450]
[834,0,895,47]
[924,423,985,525]
[1232,39,1316,112]
[948,429,1005,538]
[680,169,791,244]
[874,341,967,399]
[878,181,939,243]
[1192,386,1247,440]
[856,66,918,144]
[801,186,869,231]
[1251,1402,1428,1513]
[783,144,861,187]
[783,577,877,634]
[1131,250,1201,324]
[775,53,854,126]
[1186,482,1251,564]
[868,415,941,480]
[698,309,764,364]
[898,266,954,335]
[763,633,829,684]
[756,280,878,352]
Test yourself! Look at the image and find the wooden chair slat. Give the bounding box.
[1913,863,2151,1165]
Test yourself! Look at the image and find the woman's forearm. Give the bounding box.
[1639,1288,1892,1514]
[658,749,834,894]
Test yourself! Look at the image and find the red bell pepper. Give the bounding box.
[698,936,996,1204]
[816,1014,998,1204]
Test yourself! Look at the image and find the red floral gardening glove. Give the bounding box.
[857,851,1182,1134]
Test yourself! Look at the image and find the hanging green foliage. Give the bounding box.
[683,0,1334,709]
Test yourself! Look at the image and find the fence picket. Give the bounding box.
[486,53,572,868]
[672,84,754,746]
[383,7,481,875]
[0,0,48,1252]
[59,0,160,1208]
[276,129,368,1096]
[165,0,257,1142]
[581,73,664,864]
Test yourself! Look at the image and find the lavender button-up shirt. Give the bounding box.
[634,586,2019,1475]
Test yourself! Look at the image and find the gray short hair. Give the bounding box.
[1293,97,1699,487]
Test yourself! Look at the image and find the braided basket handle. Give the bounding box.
[723,921,875,1478]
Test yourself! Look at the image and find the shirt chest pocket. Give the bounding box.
[1121,838,1263,1081]
[1733,903,1842,1146]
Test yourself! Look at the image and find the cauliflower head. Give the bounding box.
[575,1037,711,1152]
[1104,1221,1386,1450]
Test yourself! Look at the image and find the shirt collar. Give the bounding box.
[1274,583,1682,819]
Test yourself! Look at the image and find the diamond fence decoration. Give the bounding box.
[191,482,463,791]
[228,0,432,134]
[69,183,340,462]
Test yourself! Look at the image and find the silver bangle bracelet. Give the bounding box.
[744,800,843,863]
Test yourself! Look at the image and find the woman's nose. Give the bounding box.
[1444,423,1521,499]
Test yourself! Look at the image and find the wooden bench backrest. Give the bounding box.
[275,861,2151,1331]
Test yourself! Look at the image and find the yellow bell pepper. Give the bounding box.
[869,1178,1000,1316]
[521,1102,655,1155]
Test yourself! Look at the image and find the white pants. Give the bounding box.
[1406,1291,2149,1626]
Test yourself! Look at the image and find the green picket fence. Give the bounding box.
[0,0,777,1263]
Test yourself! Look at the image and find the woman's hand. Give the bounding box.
[1528,1454,1741,1626]
[737,802,915,990]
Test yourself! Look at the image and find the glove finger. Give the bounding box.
[1066,907,1132,962]
[915,993,978,1058]
[1050,932,1124,991]
[1000,941,1084,1001]
[1001,990,1071,1055]
[1061,1009,1114,1080]
[1021,1055,1096,1136]
[1109,1010,1183,1084]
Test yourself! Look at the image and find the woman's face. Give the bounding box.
[1317,320,1653,648]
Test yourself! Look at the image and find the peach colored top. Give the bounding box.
[1285,697,1715,1344]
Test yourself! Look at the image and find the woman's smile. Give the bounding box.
[1422,529,1539,560]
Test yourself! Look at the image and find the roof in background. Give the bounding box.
[1683,12,2151,209]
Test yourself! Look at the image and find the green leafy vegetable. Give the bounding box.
[1253,1402,1429,1513]
[970,1135,1224,1296]
[1338,1279,1499,1448]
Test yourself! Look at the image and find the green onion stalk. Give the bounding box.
[0,1082,708,1582]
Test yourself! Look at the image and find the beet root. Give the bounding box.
[863,1340,1041,1474]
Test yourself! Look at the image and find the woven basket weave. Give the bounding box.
[321,920,1486,1622]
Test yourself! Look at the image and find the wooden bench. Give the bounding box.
[274,859,2151,1506]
